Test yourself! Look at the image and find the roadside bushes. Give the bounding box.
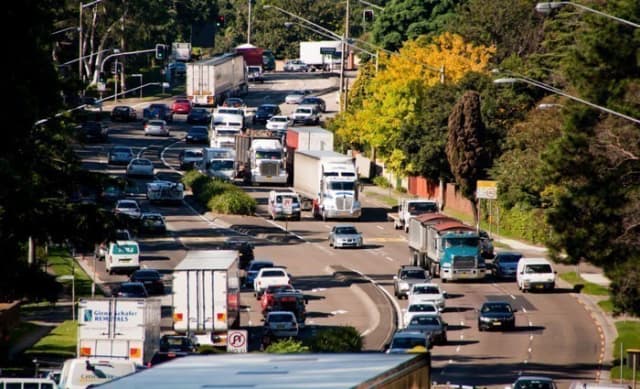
[307,326,362,352]
[181,171,256,215]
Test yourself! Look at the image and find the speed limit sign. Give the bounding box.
[227,330,248,353]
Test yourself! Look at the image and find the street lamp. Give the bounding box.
[79,0,103,89]
[535,2,640,28]
[493,75,640,124]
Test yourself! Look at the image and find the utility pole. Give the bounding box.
[247,0,252,44]
[343,0,350,112]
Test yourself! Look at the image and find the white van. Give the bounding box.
[268,191,302,221]
[516,257,556,292]
[58,357,138,389]
[0,378,57,389]
[105,240,140,275]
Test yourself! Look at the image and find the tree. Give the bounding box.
[446,91,488,222]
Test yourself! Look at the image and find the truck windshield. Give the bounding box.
[444,237,479,248]
[216,130,239,136]
[210,160,234,170]
[408,202,438,215]
[328,181,355,191]
[255,150,282,160]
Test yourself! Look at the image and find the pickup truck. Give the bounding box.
[253,267,291,298]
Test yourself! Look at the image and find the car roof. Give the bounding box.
[412,282,439,288]
[141,212,163,217]
[267,310,296,317]
[516,376,555,381]
[259,104,278,108]
[400,266,424,271]
[121,281,145,286]
[482,301,511,306]
[117,199,138,204]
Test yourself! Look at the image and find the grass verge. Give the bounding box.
[25,320,77,359]
[47,248,93,297]
[559,272,609,295]
[611,321,640,381]
[362,190,398,208]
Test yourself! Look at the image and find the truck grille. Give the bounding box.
[452,256,476,270]
[336,196,353,211]
[259,162,279,176]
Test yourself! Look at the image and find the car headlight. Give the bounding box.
[399,282,409,290]
[480,316,493,322]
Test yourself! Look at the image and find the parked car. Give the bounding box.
[108,146,135,165]
[386,330,431,354]
[222,97,245,108]
[143,103,174,122]
[111,105,137,122]
[187,108,212,124]
[490,251,523,279]
[79,121,109,143]
[508,376,557,389]
[283,59,309,72]
[130,269,165,295]
[478,301,516,331]
[253,104,281,124]
[179,148,204,170]
[139,212,167,234]
[244,260,275,288]
[114,199,141,219]
[263,311,299,338]
[185,126,209,144]
[285,90,311,104]
[144,119,170,137]
[172,98,192,114]
[114,281,148,298]
[403,302,440,328]
[126,158,155,178]
[407,283,446,311]
[328,224,363,249]
[300,96,326,112]
[405,314,448,345]
[393,265,430,299]
[292,105,321,125]
[266,115,290,132]
[159,334,198,353]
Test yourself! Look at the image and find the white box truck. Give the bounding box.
[186,53,248,106]
[299,40,342,71]
[292,150,362,220]
[77,298,161,366]
[286,127,333,152]
[172,250,240,347]
[388,198,439,232]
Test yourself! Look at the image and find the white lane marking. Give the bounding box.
[347,267,403,330]
[456,346,461,352]
[510,294,516,300]
[313,243,336,256]
[264,218,306,241]
[460,334,464,339]
[361,328,373,337]
[311,288,327,292]
[460,320,464,326]
[529,335,534,341]
[160,139,184,172]
[248,320,252,326]
[385,256,394,262]
[376,225,384,230]
[522,307,527,313]
[331,309,348,315]
[529,321,533,326]
[524,360,528,364]
[528,347,532,353]
[449,359,454,364]
[323,224,331,229]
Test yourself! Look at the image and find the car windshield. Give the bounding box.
[255,150,282,160]
[408,304,436,312]
[216,129,240,136]
[112,147,131,154]
[525,264,553,273]
[482,303,512,313]
[414,286,439,295]
[275,195,299,204]
[118,202,138,209]
[410,316,440,326]
[250,262,274,271]
[133,159,152,166]
[269,314,294,323]
[271,117,287,123]
[296,108,312,114]
[498,254,522,263]
[258,106,276,114]
[189,128,207,135]
[262,270,286,277]
[183,150,203,159]
[514,380,555,389]
[335,227,358,235]
[402,270,426,279]
[143,215,163,222]
[266,285,292,294]
[408,202,438,214]
[210,160,234,170]
[133,271,159,280]
[112,244,138,254]
[162,337,192,347]
[149,120,164,126]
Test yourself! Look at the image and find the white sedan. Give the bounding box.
[114,199,141,219]
[284,90,311,104]
[144,119,169,136]
[126,158,155,178]
[266,115,290,132]
[407,283,446,312]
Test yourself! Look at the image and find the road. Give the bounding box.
[77,71,602,388]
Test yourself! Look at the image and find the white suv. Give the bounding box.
[283,59,309,72]
[292,105,320,125]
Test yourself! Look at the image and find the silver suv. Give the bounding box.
[393,265,430,299]
[292,105,320,125]
[283,59,309,72]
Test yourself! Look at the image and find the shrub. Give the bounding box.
[197,179,231,204]
[208,191,257,215]
[308,326,362,352]
[181,170,203,188]
[372,176,391,188]
[266,338,310,353]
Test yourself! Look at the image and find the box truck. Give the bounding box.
[77,298,161,366]
[292,150,362,220]
[299,41,342,71]
[186,53,248,107]
[172,250,240,347]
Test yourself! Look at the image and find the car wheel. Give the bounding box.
[478,324,483,332]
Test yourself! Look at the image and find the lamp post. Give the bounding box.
[79,0,103,90]
[494,75,640,124]
[535,2,640,28]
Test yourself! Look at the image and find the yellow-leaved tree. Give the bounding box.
[334,32,495,173]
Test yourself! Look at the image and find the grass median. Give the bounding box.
[24,320,77,359]
[611,321,640,381]
[48,248,93,297]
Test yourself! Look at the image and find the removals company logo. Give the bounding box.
[84,309,93,322]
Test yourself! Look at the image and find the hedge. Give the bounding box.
[182,171,256,216]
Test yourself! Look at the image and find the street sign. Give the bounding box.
[320,47,336,55]
[227,329,248,353]
[476,180,498,200]
[283,197,293,215]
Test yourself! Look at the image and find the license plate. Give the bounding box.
[276,324,284,329]
[120,258,131,262]
[492,321,502,326]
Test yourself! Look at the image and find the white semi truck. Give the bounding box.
[235,132,288,185]
[293,150,362,220]
[186,53,248,106]
[77,298,161,366]
[172,250,240,347]
[299,40,342,71]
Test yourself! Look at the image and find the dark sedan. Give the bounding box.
[185,126,209,144]
[80,121,109,143]
[491,251,523,279]
[108,146,134,165]
[143,103,174,122]
[405,314,448,345]
[114,281,149,298]
[478,301,516,331]
[111,106,137,122]
[187,108,212,124]
[130,269,165,295]
[252,104,281,124]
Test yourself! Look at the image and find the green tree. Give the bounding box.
[446,91,489,222]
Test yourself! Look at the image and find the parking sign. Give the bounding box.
[283,197,293,215]
[227,330,248,353]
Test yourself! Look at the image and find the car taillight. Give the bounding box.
[80,347,92,356]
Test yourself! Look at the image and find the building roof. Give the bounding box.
[97,353,429,388]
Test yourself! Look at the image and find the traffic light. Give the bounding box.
[155,44,166,61]
[363,9,374,22]
[216,15,225,28]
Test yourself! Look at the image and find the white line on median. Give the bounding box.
[385,256,394,262]
[376,225,384,230]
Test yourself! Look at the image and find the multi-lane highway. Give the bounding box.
[75,71,602,388]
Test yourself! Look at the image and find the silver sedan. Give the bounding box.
[144,119,169,136]
[284,90,311,104]
[328,224,363,249]
[126,158,155,178]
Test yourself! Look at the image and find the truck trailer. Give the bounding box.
[77,298,161,366]
[186,53,248,107]
[407,214,486,282]
[292,150,362,220]
[299,41,342,71]
[172,250,240,347]
[285,127,334,186]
